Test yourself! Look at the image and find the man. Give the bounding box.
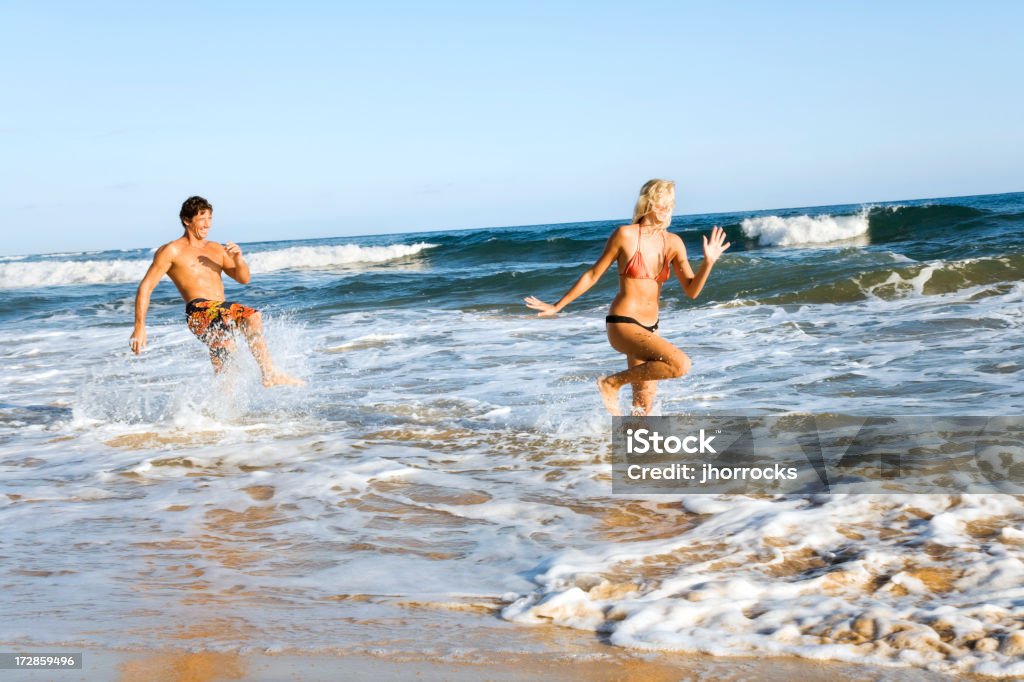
[130,196,303,387]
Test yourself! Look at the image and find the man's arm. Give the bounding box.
[222,242,251,284]
[130,244,175,354]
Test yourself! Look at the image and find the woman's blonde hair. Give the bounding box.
[632,179,676,228]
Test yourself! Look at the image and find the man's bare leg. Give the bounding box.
[238,313,304,387]
[207,336,234,374]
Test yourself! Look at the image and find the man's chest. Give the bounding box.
[171,247,223,276]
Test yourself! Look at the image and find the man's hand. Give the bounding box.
[130,326,147,354]
[702,225,731,264]
[222,242,252,284]
[224,242,244,262]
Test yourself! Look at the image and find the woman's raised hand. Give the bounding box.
[524,296,559,317]
[702,225,731,263]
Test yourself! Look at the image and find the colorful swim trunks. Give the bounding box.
[185,298,258,368]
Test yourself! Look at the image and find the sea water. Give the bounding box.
[2,192,1023,676]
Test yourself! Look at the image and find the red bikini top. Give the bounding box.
[620,225,671,283]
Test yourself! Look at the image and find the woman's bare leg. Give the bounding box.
[597,324,690,416]
[627,355,658,415]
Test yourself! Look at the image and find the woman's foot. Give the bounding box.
[597,376,622,416]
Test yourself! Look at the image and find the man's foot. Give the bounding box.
[262,371,306,387]
[597,376,622,416]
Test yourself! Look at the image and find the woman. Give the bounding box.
[525,179,729,416]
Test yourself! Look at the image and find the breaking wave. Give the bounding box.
[0,242,437,289]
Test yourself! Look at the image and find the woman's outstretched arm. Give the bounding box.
[673,225,731,299]
[524,228,625,317]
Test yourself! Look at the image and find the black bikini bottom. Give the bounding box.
[605,315,659,333]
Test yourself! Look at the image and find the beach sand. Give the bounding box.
[4,646,958,682]
[3,619,963,681]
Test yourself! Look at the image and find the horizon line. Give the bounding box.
[5,188,1021,259]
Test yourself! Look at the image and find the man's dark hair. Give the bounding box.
[179,196,213,228]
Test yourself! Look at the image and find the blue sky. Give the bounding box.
[2,1,1022,255]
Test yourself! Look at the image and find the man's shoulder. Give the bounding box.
[157,238,226,266]
[155,237,212,263]
[154,239,184,259]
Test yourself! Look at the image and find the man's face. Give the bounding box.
[185,210,213,239]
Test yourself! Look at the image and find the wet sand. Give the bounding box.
[2,622,964,682]
[2,649,967,682]
[1,649,962,682]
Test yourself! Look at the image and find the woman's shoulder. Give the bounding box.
[662,230,686,252]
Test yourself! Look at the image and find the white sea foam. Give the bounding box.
[742,211,870,246]
[323,333,406,353]
[0,258,150,288]
[2,251,1023,672]
[502,492,1024,677]
[245,242,436,272]
[0,242,437,288]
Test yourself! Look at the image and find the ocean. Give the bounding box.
[2,192,1023,677]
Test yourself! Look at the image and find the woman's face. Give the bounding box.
[649,196,674,224]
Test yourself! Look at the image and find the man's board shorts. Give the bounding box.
[185,298,258,368]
